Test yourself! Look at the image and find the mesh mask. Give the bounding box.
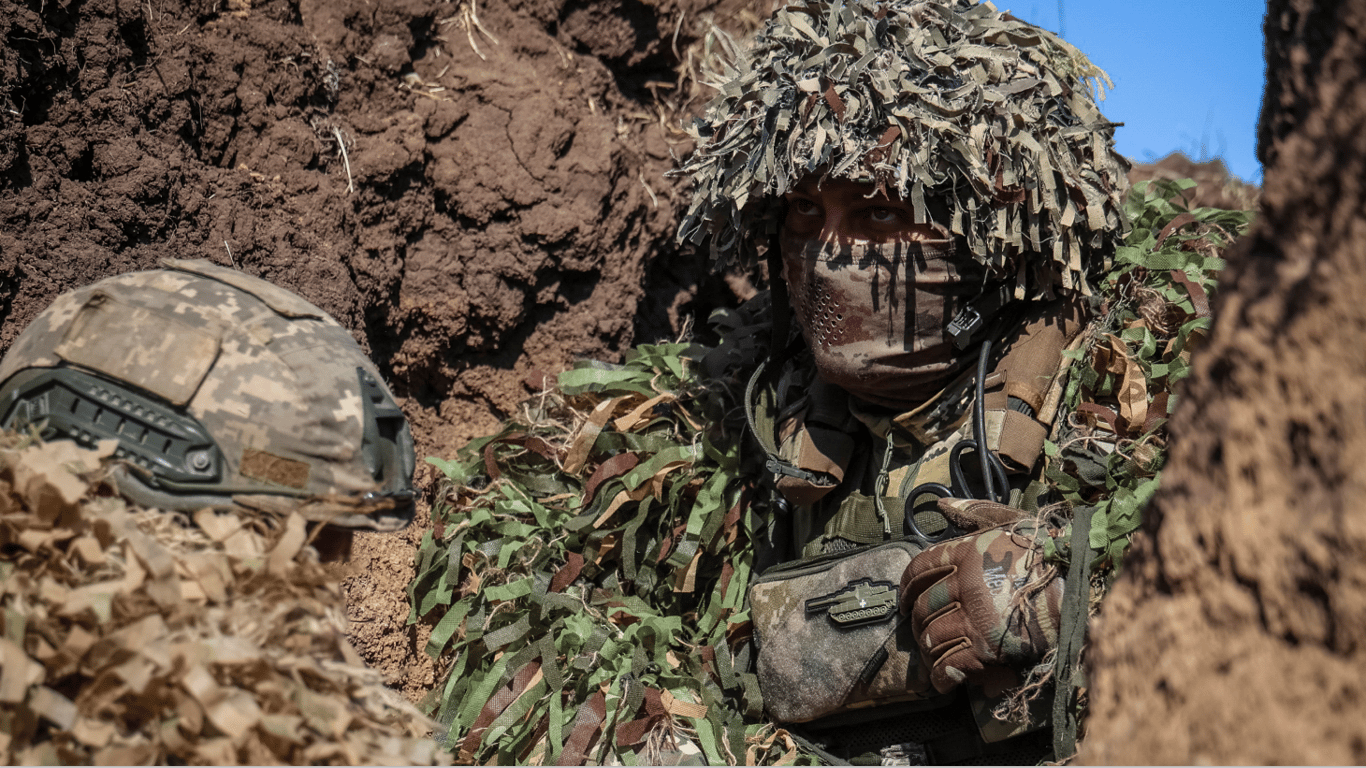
[781,235,986,408]
[675,0,1131,300]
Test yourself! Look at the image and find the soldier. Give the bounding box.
[674,0,1129,761]
[0,258,416,536]
[409,0,1189,762]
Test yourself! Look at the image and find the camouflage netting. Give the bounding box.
[0,434,446,765]
[412,343,807,765]
[676,0,1131,299]
[1041,179,1252,578]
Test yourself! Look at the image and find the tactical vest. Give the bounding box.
[737,295,1090,760]
[748,297,1089,561]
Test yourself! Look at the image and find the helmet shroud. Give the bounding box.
[676,0,1131,300]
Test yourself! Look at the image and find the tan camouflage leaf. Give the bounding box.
[594,534,618,565]
[206,689,263,744]
[672,548,702,593]
[613,392,676,432]
[70,716,116,748]
[193,508,244,543]
[267,513,307,576]
[564,396,622,474]
[4,439,115,522]
[0,637,43,703]
[1117,351,1150,430]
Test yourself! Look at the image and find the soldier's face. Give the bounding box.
[775,177,978,407]
[781,178,941,247]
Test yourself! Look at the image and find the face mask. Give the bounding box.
[780,235,987,409]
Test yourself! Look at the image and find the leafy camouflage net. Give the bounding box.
[1042,178,1253,578]
[0,435,445,765]
[676,0,1131,299]
[412,343,813,765]
[1025,178,1252,753]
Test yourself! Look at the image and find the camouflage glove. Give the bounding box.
[935,498,1026,532]
[899,522,1063,695]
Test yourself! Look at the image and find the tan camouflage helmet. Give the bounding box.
[675,0,1132,299]
[0,259,415,531]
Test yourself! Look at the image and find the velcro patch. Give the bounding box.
[240,449,310,490]
[55,292,220,406]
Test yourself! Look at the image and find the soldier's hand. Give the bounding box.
[935,497,1027,532]
[898,523,1063,695]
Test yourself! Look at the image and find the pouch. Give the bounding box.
[748,539,936,723]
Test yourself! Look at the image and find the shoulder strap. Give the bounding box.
[981,298,1091,469]
[1051,505,1096,761]
[745,353,859,507]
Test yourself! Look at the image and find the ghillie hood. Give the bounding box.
[676,0,1132,299]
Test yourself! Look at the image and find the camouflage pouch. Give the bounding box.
[749,539,937,723]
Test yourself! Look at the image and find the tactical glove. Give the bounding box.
[935,497,1025,532]
[899,522,1063,695]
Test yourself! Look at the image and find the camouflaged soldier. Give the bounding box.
[0,258,415,532]
[678,0,1129,762]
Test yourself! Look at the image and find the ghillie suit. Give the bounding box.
[407,0,1252,762]
[411,181,1249,765]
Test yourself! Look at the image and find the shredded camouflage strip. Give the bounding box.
[675,0,1131,299]
[960,180,1252,743]
[1036,179,1252,751]
[1042,178,1253,576]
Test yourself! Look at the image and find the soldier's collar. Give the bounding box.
[846,366,976,447]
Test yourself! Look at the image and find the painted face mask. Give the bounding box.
[781,236,988,409]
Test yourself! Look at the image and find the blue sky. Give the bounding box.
[1011,1,1268,184]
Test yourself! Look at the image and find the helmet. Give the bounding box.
[676,0,1131,299]
[0,259,415,531]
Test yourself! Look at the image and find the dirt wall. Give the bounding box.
[0,0,769,695]
[1081,1,1366,762]
[1,0,726,449]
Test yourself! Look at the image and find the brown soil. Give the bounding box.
[1081,0,1366,763]
[0,0,767,702]
[1127,152,1260,212]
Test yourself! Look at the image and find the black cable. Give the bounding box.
[973,336,998,502]
[949,440,1008,503]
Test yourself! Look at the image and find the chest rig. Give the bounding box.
[746,298,1089,562]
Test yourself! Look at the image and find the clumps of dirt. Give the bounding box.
[0,0,749,450]
[1128,151,1260,212]
[0,433,445,765]
[1082,2,1366,763]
